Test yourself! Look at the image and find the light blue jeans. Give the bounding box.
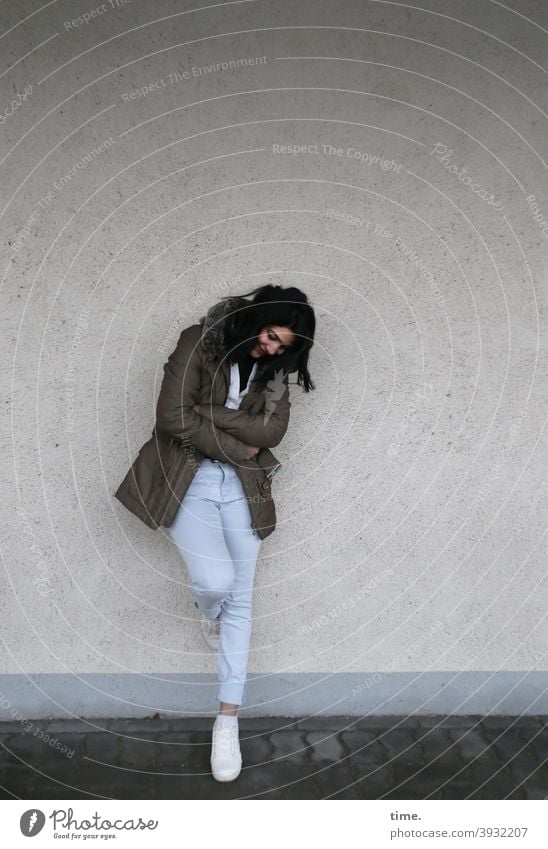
[167,458,262,706]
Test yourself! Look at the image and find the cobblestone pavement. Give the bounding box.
[0,715,546,800]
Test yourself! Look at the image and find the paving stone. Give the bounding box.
[1,759,40,792]
[324,782,368,799]
[0,720,23,737]
[528,735,548,763]
[260,775,324,799]
[352,715,422,731]
[388,782,444,800]
[119,738,159,769]
[37,743,81,772]
[523,783,548,800]
[422,768,464,799]
[512,718,545,733]
[148,736,196,770]
[83,732,122,764]
[481,724,514,744]
[508,759,548,789]
[136,718,173,733]
[79,760,138,793]
[340,731,389,765]
[0,787,24,800]
[182,731,215,767]
[3,733,48,766]
[113,718,172,734]
[440,776,483,800]
[417,751,466,788]
[351,763,399,800]
[492,733,537,769]
[447,728,493,761]
[268,731,310,764]
[241,717,299,732]
[27,763,81,797]
[44,719,97,734]
[508,758,542,786]
[481,716,536,730]
[516,726,548,750]
[390,754,431,791]
[416,728,457,761]
[12,740,73,773]
[467,762,513,794]
[141,743,195,776]
[239,732,272,765]
[306,760,357,798]
[207,768,268,799]
[503,787,528,800]
[422,715,477,730]
[145,775,220,800]
[151,734,211,775]
[0,719,117,738]
[13,733,84,775]
[150,762,198,779]
[386,756,428,794]
[510,725,542,747]
[83,777,154,800]
[480,777,522,799]
[390,783,446,802]
[441,762,509,799]
[378,727,420,760]
[415,753,465,793]
[429,775,480,799]
[23,743,77,777]
[295,716,353,732]
[482,719,523,736]
[485,728,523,752]
[0,721,34,735]
[305,731,345,763]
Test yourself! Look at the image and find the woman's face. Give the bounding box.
[250,325,296,358]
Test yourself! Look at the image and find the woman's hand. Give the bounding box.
[243,445,260,459]
[192,405,200,414]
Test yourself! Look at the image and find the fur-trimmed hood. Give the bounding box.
[198,296,247,362]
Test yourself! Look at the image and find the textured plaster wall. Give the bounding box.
[1,0,547,718]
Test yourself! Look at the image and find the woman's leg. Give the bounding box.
[216,469,262,710]
[167,463,235,621]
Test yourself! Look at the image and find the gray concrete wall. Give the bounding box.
[1,0,547,719]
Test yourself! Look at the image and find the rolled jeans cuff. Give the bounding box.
[217,680,247,706]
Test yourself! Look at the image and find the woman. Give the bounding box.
[114,283,316,782]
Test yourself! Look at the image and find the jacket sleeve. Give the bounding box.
[155,327,249,463]
[197,373,291,448]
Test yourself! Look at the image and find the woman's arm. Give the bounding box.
[195,372,291,448]
[155,326,250,463]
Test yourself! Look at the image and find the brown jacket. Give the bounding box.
[114,296,291,540]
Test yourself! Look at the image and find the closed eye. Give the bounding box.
[268,330,286,353]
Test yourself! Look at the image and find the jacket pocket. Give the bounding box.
[255,447,282,479]
[255,473,272,505]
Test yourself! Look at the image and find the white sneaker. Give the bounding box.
[211,720,242,782]
[200,611,221,651]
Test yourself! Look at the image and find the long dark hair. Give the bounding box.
[222,284,316,392]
